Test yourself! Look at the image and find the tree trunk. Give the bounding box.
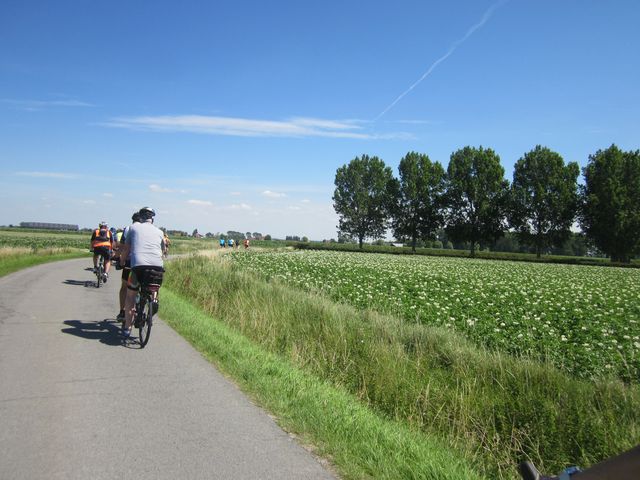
[359,235,364,249]
[470,241,476,257]
[611,252,630,263]
[411,236,417,253]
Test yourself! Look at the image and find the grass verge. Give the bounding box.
[160,288,486,480]
[164,254,640,479]
[0,247,86,277]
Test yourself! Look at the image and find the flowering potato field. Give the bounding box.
[0,229,88,250]
[229,250,640,382]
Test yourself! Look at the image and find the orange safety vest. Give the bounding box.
[92,228,112,249]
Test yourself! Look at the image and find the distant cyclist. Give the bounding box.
[90,221,113,282]
[119,207,165,338]
[162,231,171,258]
[219,238,225,248]
[110,227,118,250]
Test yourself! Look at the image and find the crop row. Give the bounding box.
[0,231,89,250]
[229,250,640,382]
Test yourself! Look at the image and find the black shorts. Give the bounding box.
[121,266,131,282]
[94,247,111,260]
[127,266,164,291]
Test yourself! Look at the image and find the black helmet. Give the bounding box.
[138,207,156,221]
[132,212,141,222]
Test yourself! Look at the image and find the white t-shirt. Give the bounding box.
[125,220,165,268]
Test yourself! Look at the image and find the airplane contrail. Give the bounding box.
[374,0,508,121]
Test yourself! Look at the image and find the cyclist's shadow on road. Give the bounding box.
[61,319,123,346]
[63,279,97,288]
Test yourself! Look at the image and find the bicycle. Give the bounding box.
[95,255,105,288]
[519,462,581,480]
[133,275,161,348]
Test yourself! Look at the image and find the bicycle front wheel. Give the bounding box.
[138,297,152,347]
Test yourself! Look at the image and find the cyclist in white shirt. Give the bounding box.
[118,207,165,338]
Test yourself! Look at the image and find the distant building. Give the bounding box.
[20,222,79,231]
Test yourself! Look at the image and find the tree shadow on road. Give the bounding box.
[61,319,123,346]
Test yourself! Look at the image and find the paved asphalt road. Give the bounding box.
[0,258,336,480]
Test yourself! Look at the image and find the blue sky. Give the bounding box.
[1,0,638,240]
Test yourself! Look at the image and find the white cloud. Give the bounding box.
[16,171,79,179]
[2,98,94,110]
[392,119,442,125]
[229,203,252,211]
[301,199,311,203]
[187,199,214,206]
[83,200,96,205]
[263,190,286,198]
[149,184,173,193]
[103,193,113,198]
[105,114,405,139]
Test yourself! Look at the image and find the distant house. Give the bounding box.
[20,222,79,231]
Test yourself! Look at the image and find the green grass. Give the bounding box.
[160,287,486,480]
[165,254,640,479]
[0,247,86,277]
[168,236,288,254]
[0,228,90,250]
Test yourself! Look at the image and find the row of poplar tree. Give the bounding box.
[332,144,640,263]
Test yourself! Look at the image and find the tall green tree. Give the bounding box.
[444,146,509,257]
[333,155,395,248]
[580,145,640,263]
[390,151,446,251]
[509,145,580,258]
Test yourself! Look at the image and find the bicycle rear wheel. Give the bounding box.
[96,261,103,288]
[138,296,152,347]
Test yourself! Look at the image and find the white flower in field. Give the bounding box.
[517,333,523,338]
[466,319,475,327]
[494,328,500,332]
[634,342,640,349]
[561,335,568,341]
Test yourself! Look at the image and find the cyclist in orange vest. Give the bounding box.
[90,221,114,282]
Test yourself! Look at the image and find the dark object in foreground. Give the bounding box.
[519,444,640,480]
